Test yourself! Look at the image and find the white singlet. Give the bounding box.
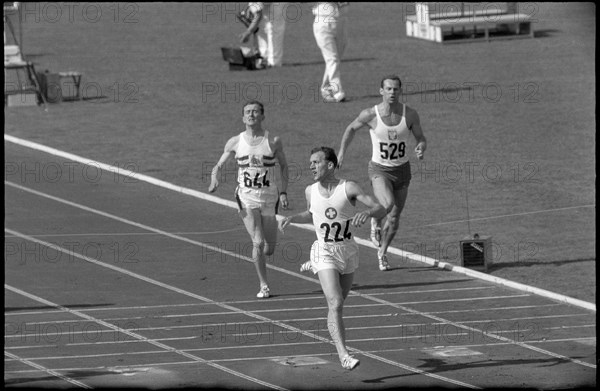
[236,131,278,192]
[369,104,412,167]
[308,180,359,275]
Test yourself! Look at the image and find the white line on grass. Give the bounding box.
[4,134,595,312]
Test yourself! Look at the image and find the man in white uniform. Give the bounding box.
[338,75,427,271]
[312,2,348,102]
[240,2,287,68]
[279,146,384,370]
[209,101,290,298]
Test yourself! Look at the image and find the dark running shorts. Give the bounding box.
[368,161,411,190]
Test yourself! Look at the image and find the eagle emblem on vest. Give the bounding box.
[249,154,263,167]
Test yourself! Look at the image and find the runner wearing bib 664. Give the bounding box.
[209,100,290,299]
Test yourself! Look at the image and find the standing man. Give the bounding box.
[209,101,290,298]
[240,2,287,68]
[338,75,427,271]
[279,146,385,370]
[312,2,348,102]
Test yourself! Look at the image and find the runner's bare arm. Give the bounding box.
[279,186,312,232]
[407,107,427,160]
[208,136,238,193]
[338,107,376,169]
[345,180,386,227]
[273,136,290,209]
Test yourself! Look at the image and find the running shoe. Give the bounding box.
[370,220,382,247]
[323,92,346,103]
[256,285,270,298]
[341,355,360,370]
[378,254,391,271]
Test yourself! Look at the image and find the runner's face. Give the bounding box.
[380,79,401,103]
[309,151,330,181]
[243,104,264,125]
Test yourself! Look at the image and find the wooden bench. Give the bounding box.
[406,2,535,43]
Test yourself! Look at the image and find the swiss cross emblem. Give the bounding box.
[325,207,337,219]
[388,130,398,140]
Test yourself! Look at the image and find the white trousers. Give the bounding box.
[256,3,286,67]
[313,12,347,95]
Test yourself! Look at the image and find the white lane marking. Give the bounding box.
[5,229,480,388]
[5,284,289,391]
[6,183,597,371]
[5,183,596,371]
[7,336,597,375]
[5,134,595,312]
[5,350,92,388]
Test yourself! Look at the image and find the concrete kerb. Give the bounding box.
[5,134,596,312]
[353,237,596,312]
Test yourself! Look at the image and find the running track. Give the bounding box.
[4,137,596,389]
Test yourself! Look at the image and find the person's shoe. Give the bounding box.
[333,91,346,102]
[378,254,391,271]
[321,87,334,99]
[300,260,313,273]
[254,57,266,69]
[341,355,360,370]
[370,226,382,248]
[256,285,270,298]
[323,92,346,103]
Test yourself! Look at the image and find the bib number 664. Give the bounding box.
[243,171,270,188]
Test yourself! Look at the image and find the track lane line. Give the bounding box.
[6,311,590,337]
[5,284,289,391]
[5,134,596,311]
[4,350,91,388]
[5,228,480,388]
[7,335,596,376]
[5,181,596,370]
[6,323,595,352]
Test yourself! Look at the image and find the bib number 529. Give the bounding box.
[379,142,405,160]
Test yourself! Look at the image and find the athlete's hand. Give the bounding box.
[208,178,219,193]
[415,142,426,160]
[240,31,251,43]
[351,211,370,227]
[279,216,292,233]
[279,193,289,210]
[337,154,344,170]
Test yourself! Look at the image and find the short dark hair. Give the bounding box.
[380,75,402,88]
[310,146,338,168]
[242,100,264,115]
